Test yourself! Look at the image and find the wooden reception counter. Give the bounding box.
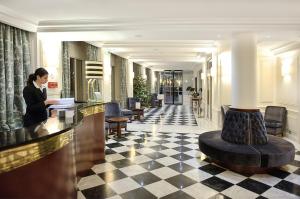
[0,102,105,199]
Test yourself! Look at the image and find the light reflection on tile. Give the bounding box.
[108,178,141,194]
[105,154,125,162]
[91,163,116,174]
[120,165,148,177]
[221,185,259,199]
[144,180,178,198]
[78,175,105,190]
[151,167,179,179]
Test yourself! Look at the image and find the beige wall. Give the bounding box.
[111,54,121,101]
[102,49,112,102]
[257,55,276,107]
[275,52,299,142]
[212,46,300,143]
[37,38,103,99]
[254,49,299,143]
[69,41,102,61]
[37,36,62,98]
[127,60,134,98]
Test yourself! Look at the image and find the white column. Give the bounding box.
[231,33,257,109]
[127,60,134,97]
[297,54,300,143]
[151,70,156,93]
[102,49,112,102]
[141,66,147,79]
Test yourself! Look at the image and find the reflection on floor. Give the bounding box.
[78,106,300,199]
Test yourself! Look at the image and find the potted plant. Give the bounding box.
[133,75,150,107]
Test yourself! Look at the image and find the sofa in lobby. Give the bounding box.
[198,108,295,173]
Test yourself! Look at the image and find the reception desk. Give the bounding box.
[0,102,105,199]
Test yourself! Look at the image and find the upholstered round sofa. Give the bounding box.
[198,108,295,173]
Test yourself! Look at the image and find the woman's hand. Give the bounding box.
[44,99,59,105]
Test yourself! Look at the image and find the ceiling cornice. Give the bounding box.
[102,42,215,48]
[271,42,300,55]
[0,5,37,32]
[37,17,300,32]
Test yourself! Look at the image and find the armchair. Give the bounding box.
[150,93,162,108]
[105,102,128,134]
[264,106,287,136]
[221,105,231,124]
[127,97,137,110]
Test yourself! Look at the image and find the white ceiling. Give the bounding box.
[1,0,300,70]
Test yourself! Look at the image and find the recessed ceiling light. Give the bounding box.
[135,34,142,38]
[265,35,271,39]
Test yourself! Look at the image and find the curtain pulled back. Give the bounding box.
[119,57,128,108]
[61,41,71,98]
[0,23,32,131]
[86,44,98,61]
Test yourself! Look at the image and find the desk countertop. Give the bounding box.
[0,102,105,152]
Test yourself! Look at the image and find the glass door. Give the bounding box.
[173,71,183,104]
[163,71,173,104]
[161,70,183,105]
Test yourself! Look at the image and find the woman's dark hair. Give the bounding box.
[27,67,48,85]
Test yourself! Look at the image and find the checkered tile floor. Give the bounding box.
[139,105,198,126]
[77,131,300,199]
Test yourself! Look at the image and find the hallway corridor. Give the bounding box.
[140,105,198,126]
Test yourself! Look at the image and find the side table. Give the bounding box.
[132,108,145,121]
[107,117,128,138]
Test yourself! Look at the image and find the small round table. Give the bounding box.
[191,97,201,118]
[107,117,128,138]
[132,108,145,121]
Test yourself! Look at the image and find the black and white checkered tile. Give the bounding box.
[139,105,198,126]
[78,131,300,199]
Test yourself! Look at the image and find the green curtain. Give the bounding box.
[119,57,128,108]
[146,68,152,92]
[0,23,32,131]
[61,41,71,98]
[86,43,100,100]
[86,44,98,61]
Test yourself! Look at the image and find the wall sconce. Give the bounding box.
[281,64,291,77]
[281,58,292,81]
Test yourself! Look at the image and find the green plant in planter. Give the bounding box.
[133,75,150,107]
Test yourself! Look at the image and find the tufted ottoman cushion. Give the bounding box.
[221,109,268,145]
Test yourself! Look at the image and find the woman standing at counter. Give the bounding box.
[23,68,57,127]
